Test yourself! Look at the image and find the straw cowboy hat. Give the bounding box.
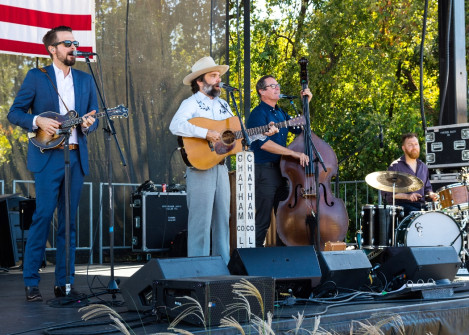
[183,56,229,85]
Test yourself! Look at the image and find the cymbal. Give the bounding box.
[365,171,423,193]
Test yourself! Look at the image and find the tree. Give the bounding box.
[229,0,440,240]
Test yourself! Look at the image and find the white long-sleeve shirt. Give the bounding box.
[169,91,233,138]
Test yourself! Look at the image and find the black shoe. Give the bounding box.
[25,286,43,302]
[54,285,83,298]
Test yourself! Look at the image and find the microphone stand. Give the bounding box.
[84,56,127,299]
[60,128,72,296]
[227,89,251,149]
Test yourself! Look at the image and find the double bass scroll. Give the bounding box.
[276,57,349,250]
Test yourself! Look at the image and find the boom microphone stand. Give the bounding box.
[83,54,127,298]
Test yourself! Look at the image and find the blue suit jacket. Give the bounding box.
[8,65,99,175]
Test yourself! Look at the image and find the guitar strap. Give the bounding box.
[39,67,71,113]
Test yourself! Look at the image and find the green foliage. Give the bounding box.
[230,0,439,181]
[229,0,441,241]
[0,55,48,167]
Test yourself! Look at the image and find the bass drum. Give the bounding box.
[396,211,462,254]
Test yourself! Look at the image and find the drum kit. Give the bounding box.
[360,171,469,264]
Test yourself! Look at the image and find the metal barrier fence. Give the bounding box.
[7,179,380,264]
[98,182,140,264]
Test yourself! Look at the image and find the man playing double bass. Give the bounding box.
[247,75,311,247]
[384,133,438,217]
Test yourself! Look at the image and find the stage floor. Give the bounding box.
[2,262,469,335]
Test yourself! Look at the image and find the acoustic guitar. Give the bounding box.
[178,115,305,170]
[28,105,128,152]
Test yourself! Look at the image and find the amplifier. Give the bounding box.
[154,275,274,327]
[425,123,469,168]
[131,192,187,252]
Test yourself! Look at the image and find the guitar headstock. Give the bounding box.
[107,104,129,119]
[289,115,306,127]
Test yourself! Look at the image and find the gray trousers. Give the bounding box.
[185,164,230,264]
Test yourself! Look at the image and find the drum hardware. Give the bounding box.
[365,171,424,246]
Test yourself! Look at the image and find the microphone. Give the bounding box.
[379,125,384,148]
[279,94,298,99]
[73,50,98,57]
[219,82,238,92]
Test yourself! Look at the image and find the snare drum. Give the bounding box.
[396,211,462,254]
[361,205,404,249]
[437,183,469,212]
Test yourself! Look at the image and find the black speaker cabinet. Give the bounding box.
[228,246,321,297]
[0,194,29,267]
[19,199,36,230]
[155,275,274,327]
[120,256,229,311]
[377,246,461,289]
[131,192,188,252]
[317,250,371,290]
[0,196,15,268]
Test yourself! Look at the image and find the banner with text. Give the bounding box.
[236,151,255,248]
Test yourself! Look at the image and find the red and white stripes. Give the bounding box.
[0,0,95,58]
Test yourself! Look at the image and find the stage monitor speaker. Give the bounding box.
[120,256,229,311]
[317,250,372,291]
[155,275,274,327]
[377,246,461,289]
[228,246,321,297]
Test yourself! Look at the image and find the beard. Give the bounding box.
[63,57,76,67]
[58,52,76,67]
[201,79,221,98]
[405,148,420,159]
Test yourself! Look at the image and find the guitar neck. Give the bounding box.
[236,119,298,140]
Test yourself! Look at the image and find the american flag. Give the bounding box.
[0,0,96,58]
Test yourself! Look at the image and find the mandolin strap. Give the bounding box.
[39,67,71,113]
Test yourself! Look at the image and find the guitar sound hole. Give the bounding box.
[221,131,235,145]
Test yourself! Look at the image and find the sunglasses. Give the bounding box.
[52,40,79,48]
[264,83,281,89]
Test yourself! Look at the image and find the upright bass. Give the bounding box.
[276,58,348,250]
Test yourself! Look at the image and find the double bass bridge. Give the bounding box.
[301,187,317,199]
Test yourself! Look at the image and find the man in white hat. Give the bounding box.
[169,56,232,263]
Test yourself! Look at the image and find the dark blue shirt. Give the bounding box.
[384,155,433,205]
[246,101,302,163]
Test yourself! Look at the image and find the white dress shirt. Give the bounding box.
[169,91,233,138]
[53,63,78,144]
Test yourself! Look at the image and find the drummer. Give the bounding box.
[384,133,438,217]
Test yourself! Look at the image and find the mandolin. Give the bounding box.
[28,105,128,152]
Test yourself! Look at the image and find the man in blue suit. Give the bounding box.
[8,26,99,302]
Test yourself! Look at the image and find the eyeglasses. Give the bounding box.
[264,83,281,89]
[52,40,79,48]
